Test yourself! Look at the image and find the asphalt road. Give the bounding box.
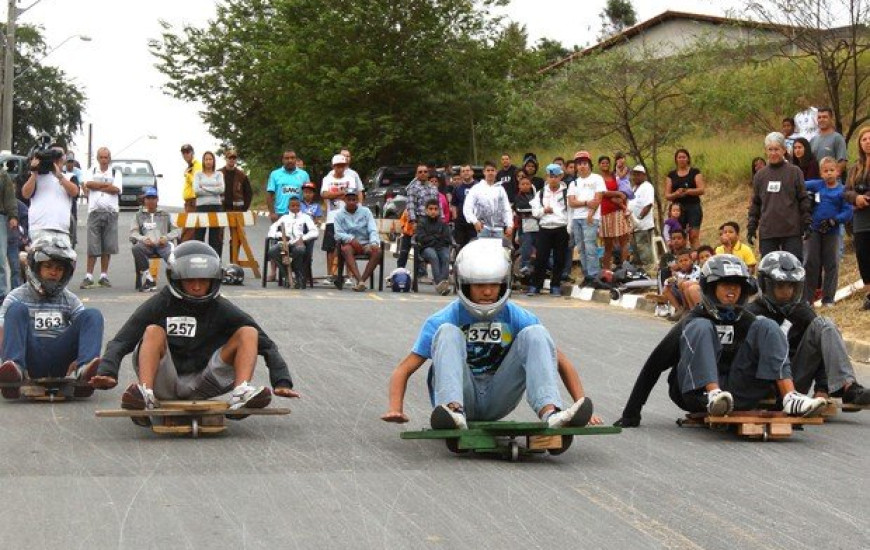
[0,209,867,550]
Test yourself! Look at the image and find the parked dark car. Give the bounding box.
[111,159,162,209]
[364,165,417,218]
[0,153,28,181]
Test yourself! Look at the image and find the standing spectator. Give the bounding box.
[597,155,632,271]
[751,157,766,178]
[219,148,252,261]
[782,117,799,154]
[496,154,519,203]
[747,132,812,260]
[521,153,544,191]
[398,164,439,270]
[300,183,323,223]
[415,198,452,295]
[463,161,513,241]
[804,157,852,306]
[0,167,18,298]
[193,151,225,259]
[664,149,705,249]
[63,153,82,248]
[451,164,477,250]
[329,147,364,191]
[528,164,570,296]
[514,173,537,278]
[431,172,451,223]
[266,149,310,222]
[179,144,202,242]
[320,154,362,284]
[628,165,655,273]
[566,151,605,284]
[844,126,870,311]
[333,192,381,292]
[791,138,820,181]
[810,107,848,176]
[79,147,121,289]
[7,200,27,289]
[21,146,78,246]
[130,187,179,292]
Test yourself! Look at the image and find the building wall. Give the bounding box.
[613,19,787,59]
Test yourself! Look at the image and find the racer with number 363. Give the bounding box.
[91,241,299,421]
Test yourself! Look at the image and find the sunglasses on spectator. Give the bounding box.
[227,155,238,159]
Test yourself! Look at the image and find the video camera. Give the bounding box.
[28,131,63,175]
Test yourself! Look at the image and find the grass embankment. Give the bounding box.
[516,133,864,340]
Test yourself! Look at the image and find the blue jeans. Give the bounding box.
[421,246,450,283]
[426,324,562,420]
[2,302,104,378]
[0,214,8,296]
[6,238,19,290]
[519,231,536,269]
[572,218,600,280]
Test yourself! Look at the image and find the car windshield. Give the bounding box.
[111,161,153,176]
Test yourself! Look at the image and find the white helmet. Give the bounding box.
[454,239,512,320]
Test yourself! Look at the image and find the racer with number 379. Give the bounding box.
[91,241,299,421]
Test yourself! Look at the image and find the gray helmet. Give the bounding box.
[166,241,222,304]
[26,236,77,297]
[222,264,245,285]
[454,239,512,320]
[699,254,756,322]
[757,251,805,315]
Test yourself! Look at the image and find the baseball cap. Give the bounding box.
[302,182,316,190]
[545,163,563,176]
[65,152,75,162]
[331,154,348,166]
[573,150,591,161]
[631,164,646,173]
[143,186,159,197]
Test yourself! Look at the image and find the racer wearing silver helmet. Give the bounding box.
[698,254,757,322]
[26,236,77,297]
[454,238,512,320]
[755,251,804,316]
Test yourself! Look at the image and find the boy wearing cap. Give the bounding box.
[528,164,570,296]
[567,151,605,284]
[130,187,179,292]
[628,165,655,272]
[462,161,513,242]
[80,147,122,289]
[320,154,361,284]
[333,190,381,291]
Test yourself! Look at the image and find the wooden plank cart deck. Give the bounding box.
[1,377,78,402]
[676,411,824,441]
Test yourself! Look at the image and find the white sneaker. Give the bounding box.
[228,382,272,410]
[546,397,594,428]
[654,304,670,317]
[782,391,826,417]
[430,404,467,430]
[706,389,734,416]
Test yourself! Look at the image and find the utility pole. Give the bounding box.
[1,0,16,152]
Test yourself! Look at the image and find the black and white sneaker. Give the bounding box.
[430,404,467,430]
[546,397,594,428]
[140,278,156,292]
[782,391,827,417]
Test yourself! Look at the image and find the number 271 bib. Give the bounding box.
[166,316,197,337]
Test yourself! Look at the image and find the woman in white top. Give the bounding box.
[193,151,225,259]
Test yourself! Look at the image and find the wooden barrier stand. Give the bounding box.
[173,211,261,278]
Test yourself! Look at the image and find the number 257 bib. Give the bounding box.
[166,316,197,337]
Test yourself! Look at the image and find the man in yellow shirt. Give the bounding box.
[180,144,202,242]
[715,221,757,273]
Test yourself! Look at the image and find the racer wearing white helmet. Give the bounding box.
[454,238,512,320]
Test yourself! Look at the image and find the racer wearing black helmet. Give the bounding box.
[0,237,103,399]
[615,254,827,427]
[748,252,870,406]
[94,241,299,417]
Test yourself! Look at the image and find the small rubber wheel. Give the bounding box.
[610,289,621,301]
[548,435,574,456]
[508,440,519,462]
[445,438,468,454]
[191,418,200,439]
[761,426,769,442]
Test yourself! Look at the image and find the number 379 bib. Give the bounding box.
[166,316,197,337]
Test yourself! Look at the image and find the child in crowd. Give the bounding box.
[662,247,702,317]
[715,221,757,273]
[300,182,324,224]
[267,196,320,288]
[663,203,683,244]
[696,245,714,268]
[381,239,600,443]
[655,229,687,317]
[415,198,453,295]
[804,157,852,306]
[514,173,538,278]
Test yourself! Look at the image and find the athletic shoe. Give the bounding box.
[430,403,467,430]
[140,278,156,292]
[782,391,827,417]
[706,389,734,416]
[435,280,449,295]
[353,281,367,292]
[525,286,538,296]
[546,397,594,428]
[0,360,24,399]
[836,383,870,406]
[228,382,271,410]
[71,358,100,397]
[79,277,96,289]
[550,286,562,297]
[121,383,159,426]
[98,276,112,288]
[654,304,670,317]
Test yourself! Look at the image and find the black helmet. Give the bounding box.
[757,251,805,315]
[166,241,222,304]
[222,264,245,285]
[26,236,76,297]
[699,254,756,322]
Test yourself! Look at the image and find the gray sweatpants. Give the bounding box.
[791,316,855,394]
[670,316,791,411]
[803,230,839,303]
[133,344,235,400]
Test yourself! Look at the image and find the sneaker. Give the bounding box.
[344,277,354,287]
[353,281,367,292]
[837,382,870,406]
[435,280,449,295]
[323,275,334,285]
[706,389,734,416]
[654,304,670,317]
[79,277,96,289]
[72,358,100,397]
[140,278,156,292]
[0,360,24,399]
[121,383,159,426]
[98,276,112,288]
[228,381,271,410]
[525,286,538,297]
[546,397,594,428]
[782,390,827,417]
[550,286,562,297]
[430,403,467,430]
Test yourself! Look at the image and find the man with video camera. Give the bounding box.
[21,144,80,248]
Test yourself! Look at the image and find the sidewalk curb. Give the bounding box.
[567,286,870,364]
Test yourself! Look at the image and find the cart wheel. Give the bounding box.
[761,426,769,442]
[548,435,574,456]
[676,418,684,427]
[508,440,519,462]
[610,289,621,301]
[191,418,200,439]
[445,438,468,454]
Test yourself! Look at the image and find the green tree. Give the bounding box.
[599,0,637,41]
[2,24,86,154]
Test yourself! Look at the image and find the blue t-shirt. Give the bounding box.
[300,200,323,219]
[804,179,853,230]
[412,300,540,375]
[267,168,311,215]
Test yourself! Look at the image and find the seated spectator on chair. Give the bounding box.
[130,187,179,292]
[416,199,452,295]
[334,191,381,292]
[267,196,319,289]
